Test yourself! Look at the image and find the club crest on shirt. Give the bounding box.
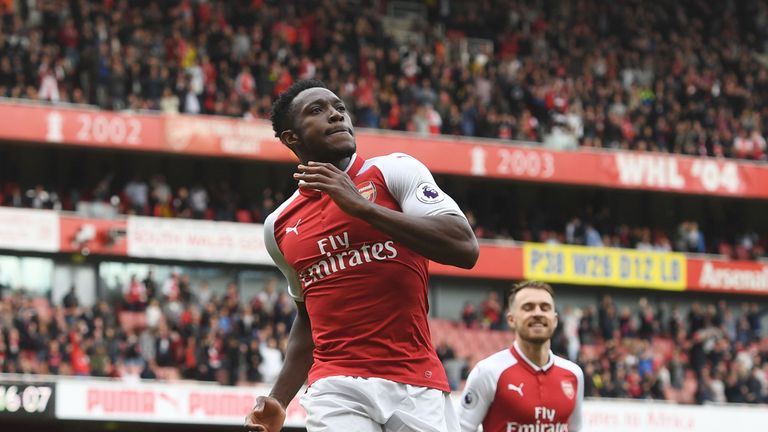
[416,182,444,204]
[357,181,377,202]
[561,380,575,400]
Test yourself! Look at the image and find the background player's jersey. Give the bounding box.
[264,153,466,392]
[459,342,584,432]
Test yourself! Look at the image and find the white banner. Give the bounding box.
[582,399,768,432]
[0,208,59,252]
[54,379,768,430]
[55,380,307,427]
[127,216,271,264]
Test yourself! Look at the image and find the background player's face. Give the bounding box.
[288,87,356,162]
[507,288,557,344]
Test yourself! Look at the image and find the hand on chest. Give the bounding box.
[278,180,403,287]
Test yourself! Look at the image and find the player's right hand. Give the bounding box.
[244,396,287,432]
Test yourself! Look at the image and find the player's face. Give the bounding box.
[508,288,557,344]
[287,87,356,162]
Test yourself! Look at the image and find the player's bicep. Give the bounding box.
[458,365,494,432]
[379,154,466,218]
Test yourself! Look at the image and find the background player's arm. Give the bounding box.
[568,367,585,432]
[458,364,494,432]
[295,161,479,268]
[245,302,313,432]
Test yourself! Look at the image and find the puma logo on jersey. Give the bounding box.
[508,382,524,397]
[286,219,302,235]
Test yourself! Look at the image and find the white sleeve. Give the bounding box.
[458,362,495,432]
[569,366,585,432]
[375,153,466,218]
[264,211,304,302]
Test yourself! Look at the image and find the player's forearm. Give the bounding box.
[360,206,479,268]
[268,304,314,408]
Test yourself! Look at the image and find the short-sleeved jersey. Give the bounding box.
[264,153,465,392]
[459,342,584,432]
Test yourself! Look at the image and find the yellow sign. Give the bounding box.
[523,243,686,290]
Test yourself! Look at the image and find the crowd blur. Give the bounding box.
[0,271,296,384]
[1,1,768,159]
[450,292,768,404]
[1,174,764,260]
[3,277,767,405]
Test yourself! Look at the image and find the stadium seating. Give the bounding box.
[0,1,766,160]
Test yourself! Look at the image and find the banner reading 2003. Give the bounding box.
[523,243,686,290]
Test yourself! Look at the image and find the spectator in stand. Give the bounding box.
[258,336,283,384]
[461,301,478,328]
[676,221,706,254]
[257,276,279,313]
[143,270,158,301]
[150,175,173,218]
[194,280,214,307]
[480,291,503,329]
[124,176,149,215]
[62,284,79,310]
[124,274,147,312]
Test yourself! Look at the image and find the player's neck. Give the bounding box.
[516,338,551,368]
[334,155,353,171]
[300,155,353,171]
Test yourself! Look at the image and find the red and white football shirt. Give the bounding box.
[264,153,466,392]
[459,342,584,432]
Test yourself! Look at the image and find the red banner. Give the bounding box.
[687,258,768,295]
[163,115,295,160]
[359,133,768,198]
[2,102,768,198]
[59,215,127,256]
[0,103,164,151]
[430,243,524,280]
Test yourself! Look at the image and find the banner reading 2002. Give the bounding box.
[523,243,686,290]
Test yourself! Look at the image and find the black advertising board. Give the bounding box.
[0,379,56,420]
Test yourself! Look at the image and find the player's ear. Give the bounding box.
[280,129,300,150]
[506,310,515,330]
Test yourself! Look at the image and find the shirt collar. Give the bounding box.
[512,341,555,373]
[344,153,364,178]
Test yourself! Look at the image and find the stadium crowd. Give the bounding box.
[1,175,765,260]
[1,275,766,405]
[553,296,767,404]
[0,0,767,159]
[0,273,296,384]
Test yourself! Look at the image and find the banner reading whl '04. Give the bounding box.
[523,243,686,290]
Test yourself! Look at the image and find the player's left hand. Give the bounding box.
[294,161,372,217]
[244,396,286,432]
